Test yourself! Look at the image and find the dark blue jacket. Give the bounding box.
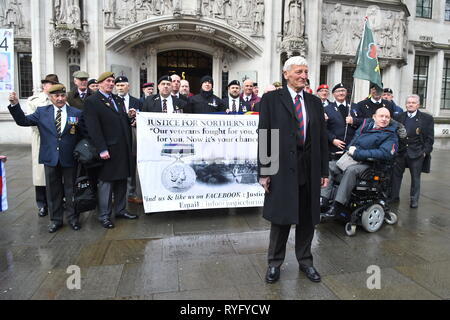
[8,104,83,167]
[349,118,398,161]
[324,102,358,154]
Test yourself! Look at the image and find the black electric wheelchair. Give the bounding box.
[320,158,398,236]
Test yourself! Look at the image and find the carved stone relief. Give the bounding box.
[196,25,215,35]
[105,0,265,38]
[321,3,407,60]
[280,0,307,58]
[51,0,89,49]
[1,0,25,35]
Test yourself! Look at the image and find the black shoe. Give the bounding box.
[321,205,337,220]
[48,223,63,233]
[38,207,48,217]
[410,200,418,208]
[116,212,138,220]
[101,219,115,229]
[265,266,280,284]
[69,221,81,231]
[299,265,321,283]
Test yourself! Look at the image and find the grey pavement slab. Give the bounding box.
[0,145,449,300]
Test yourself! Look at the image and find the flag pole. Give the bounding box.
[345,17,368,141]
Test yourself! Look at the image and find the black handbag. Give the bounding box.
[73,138,102,168]
[74,164,97,213]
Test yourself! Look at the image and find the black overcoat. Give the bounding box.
[83,91,132,181]
[258,87,329,226]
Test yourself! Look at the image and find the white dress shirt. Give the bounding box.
[371,97,383,104]
[243,94,252,102]
[408,110,418,118]
[287,86,308,141]
[119,93,130,112]
[228,96,240,112]
[53,105,67,133]
[160,95,174,113]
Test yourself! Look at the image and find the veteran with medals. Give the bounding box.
[83,72,138,229]
[8,84,83,233]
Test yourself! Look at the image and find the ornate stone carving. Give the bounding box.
[55,0,81,30]
[252,0,264,37]
[321,3,407,60]
[281,0,306,57]
[124,31,143,43]
[49,27,90,49]
[107,0,265,38]
[196,25,215,34]
[1,0,24,35]
[284,0,304,38]
[229,36,247,50]
[51,0,89,48]
[159,23,179,32]
[14,37,31,52]
[104,0,118,28]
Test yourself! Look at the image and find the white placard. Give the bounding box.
[0,29,14,93]
[137,112,264,213]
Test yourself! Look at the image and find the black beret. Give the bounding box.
[87,79,97,86]
[383,88,393,94]
[200,75,214,85]
[227,80,240,88]
[370,83,383,91]
[332,83,346,93]
[158,75,172,85]
[253,82,258,87]
[115,76,129,84]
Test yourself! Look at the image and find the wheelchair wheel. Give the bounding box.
[384,212,398,225]
[345,223,357,236]
[361,204,385,233]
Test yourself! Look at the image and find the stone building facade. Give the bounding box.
[0,0,449,146]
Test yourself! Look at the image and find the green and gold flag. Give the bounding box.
[353,18,382,88]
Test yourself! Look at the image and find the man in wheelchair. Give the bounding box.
[321,107,398,227]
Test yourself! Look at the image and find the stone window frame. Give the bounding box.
[441,57,450,109]
[67,48,81,92]
[413,55,430,108]
[416,0,433,19]
[17,52,33,99]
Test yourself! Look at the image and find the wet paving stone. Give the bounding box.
[395,261,450,299]
[322,268,440,300]
[0,145,449,300]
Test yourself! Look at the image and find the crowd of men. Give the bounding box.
[4,63,434,241]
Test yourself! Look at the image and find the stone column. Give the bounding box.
[85,0,105,76]
[382,63,402,104]
[428,50,444,117]
[306,0,323,90]
[326,60,343,90]
[147,47,157,85]
[399,48,415,109]
[213,48,223,97]
[353,78,369,103]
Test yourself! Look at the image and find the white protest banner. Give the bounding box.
[0,29,14,93]
[137,112,265,213]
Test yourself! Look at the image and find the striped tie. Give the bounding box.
[162,99,167,113]
[55,109,62,135]
[294,94,304,144]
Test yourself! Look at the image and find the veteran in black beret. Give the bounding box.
[222,80,247,114]
[354,83,395,127]
[83,72,138,229]
[142,75,188,113]
[187,75,225,114]
[8,84,84,233]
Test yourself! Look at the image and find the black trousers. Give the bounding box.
[44,164,76,225]
[35,186,47,209]
[391,154,424,202]
[268,147,315,268]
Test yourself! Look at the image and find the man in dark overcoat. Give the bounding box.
[391,94,434,208]
[142,75,188,113]
[258,56,329,284]
[83,72,138,229]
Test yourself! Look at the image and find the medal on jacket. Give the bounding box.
[416,128,421,135]
[161,144,196,193]
[68,117,78,135]
[208,99,218,108]
[242,106,247,113]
